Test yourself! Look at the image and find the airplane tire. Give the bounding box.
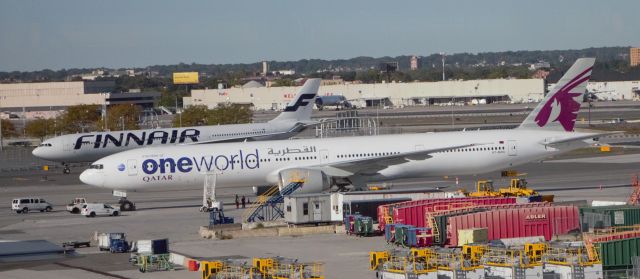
[120,201,135,211]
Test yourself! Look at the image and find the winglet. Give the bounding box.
[519,58,595,132]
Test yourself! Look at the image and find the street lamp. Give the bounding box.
[440,52,446,81]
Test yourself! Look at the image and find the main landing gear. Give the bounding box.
[113,190,136,211]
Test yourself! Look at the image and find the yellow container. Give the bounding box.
[600,146,611,152]
[457,228,488,246]
[43,165,49,171]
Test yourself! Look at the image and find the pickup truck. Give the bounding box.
[66,197,87,214]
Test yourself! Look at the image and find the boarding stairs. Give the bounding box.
[243,181,304,222]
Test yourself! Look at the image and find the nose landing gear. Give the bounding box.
[62,163,71,174]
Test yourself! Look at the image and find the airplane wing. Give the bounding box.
[542,131,624,146]
[307,143,481,177]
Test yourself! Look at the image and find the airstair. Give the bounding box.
[243,181,304,222]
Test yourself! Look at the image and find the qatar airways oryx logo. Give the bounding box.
[534,67,592,131]
[140,149,260,182]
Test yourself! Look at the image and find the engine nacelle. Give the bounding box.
[278,168,331,194]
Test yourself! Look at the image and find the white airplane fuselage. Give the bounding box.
[80,129,592,190]
[33,121,299,163]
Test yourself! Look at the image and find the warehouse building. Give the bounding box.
[0,81,159,119]
[185,79,546,110]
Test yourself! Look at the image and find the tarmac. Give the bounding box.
[1,150,639,278]
[1,102,640,278]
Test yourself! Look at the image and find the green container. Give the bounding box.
[394,225,411,246]
[580,206,640,227]
[354,216,373,236]
[599,237,640,270]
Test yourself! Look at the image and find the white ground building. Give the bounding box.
[587,81,640,101]
[187,79,640,111]
[186,79,546,110]
[0,81,159,119]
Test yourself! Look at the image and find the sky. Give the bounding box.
[0,0,638,71]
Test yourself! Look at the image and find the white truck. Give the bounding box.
[67,197,87,214]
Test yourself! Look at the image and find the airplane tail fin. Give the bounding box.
[270,78,321,122]
[518,58,595,132]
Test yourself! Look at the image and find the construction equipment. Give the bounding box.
[370,251,390,271]
[132,253,173,273]
[543,244,602,279]
[201,260,224,279]
[467,180,501,197]
[266,262,324,279]
[499,178,538,197]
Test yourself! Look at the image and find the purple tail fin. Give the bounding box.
[519,58,595,132]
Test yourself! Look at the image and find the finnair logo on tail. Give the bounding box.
[535,67,592,131]
[283,93,316,112]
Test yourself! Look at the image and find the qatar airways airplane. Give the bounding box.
[81,58,610,195]
[33,79,321,173]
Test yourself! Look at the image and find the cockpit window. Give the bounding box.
[38,143,52,147]
[88,164,104,170]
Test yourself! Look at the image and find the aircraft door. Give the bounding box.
[313,202,322,221]
[507,140,517,156]
[127,159,138,176]
[319,149,329,163]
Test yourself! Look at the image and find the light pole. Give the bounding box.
[440,52,446,81]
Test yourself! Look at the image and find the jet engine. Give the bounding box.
[278,168,331,194]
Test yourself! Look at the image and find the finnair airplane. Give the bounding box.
[81,58,610,194]
[33,79,321,173]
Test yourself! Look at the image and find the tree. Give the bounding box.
[174,104,253,127]
[1,119,16,138]
[25,118,59,140]
[97,104,141,131]
[175,105,210,127]
[59,104,101,133]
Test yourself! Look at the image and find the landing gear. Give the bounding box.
[118,198,136,211]
[113,190,136,211]
[63,163,70,174]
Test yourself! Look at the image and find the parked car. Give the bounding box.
[81,203,120,217]
[11,198,53,213]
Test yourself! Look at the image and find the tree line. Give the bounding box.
[1,103,253,140]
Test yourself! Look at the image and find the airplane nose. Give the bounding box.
[32,147,41,157]
[79,169,104,187]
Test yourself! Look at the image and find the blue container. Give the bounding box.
[406,228,418,247]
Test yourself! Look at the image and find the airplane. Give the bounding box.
[81,58,611,197]
[315,95,353,110]
[33,78,321,174]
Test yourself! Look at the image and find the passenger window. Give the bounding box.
[40,199,45,203]
[21,199,29,203]
[303,203,308,215]
[286,205,291,212]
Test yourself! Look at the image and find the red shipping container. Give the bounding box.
[446,206,580,246]
[393,197,517,228]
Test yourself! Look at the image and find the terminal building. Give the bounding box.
[186,79,546,110]
[0,81,160,119]
[186,78,640,111]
